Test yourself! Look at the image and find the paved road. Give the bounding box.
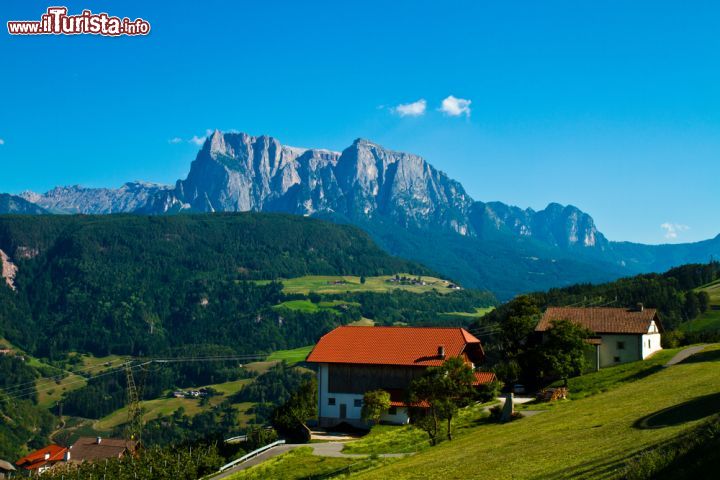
[309,442,408,458]
[211,444,299,479]
[664,344,712,367]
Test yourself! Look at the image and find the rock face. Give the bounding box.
[20,182,171,214]
[0,248,18,290]
[9,130,720,297]
[470,201,607,250]
[0,193,48,214]
[11,131,604,250]
[141,131,598,247]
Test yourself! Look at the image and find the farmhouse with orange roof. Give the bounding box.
[306,326,495,427]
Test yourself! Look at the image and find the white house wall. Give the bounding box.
[641,333,662,358]
[598,334,642,367]
[317,363,410,427]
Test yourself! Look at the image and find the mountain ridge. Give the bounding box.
[9,131,720,297]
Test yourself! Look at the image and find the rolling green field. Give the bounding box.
[348,345,720,479]
[440,306,495,320]
[272,299,359,315]
[271,274,458,295]
[681,279,720,333]
[93,379,254,431]
[36,372,87,408]
[266,346,314,365]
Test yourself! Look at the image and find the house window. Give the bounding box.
[613,356,620,363]
[354,399,362,408]
[617,341,625,350]
[328,397,336,406]
[648,339,651,349]
[388,406,397,415]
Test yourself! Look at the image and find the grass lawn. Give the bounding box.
[343,402,497,455]
[681,279,720,333]
[273,274,457,295]
[224,447,381,480]
[555,347,681,400]
[266,346,314,365]
[350,345,720,479]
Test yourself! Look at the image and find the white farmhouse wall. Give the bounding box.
[381,407,410,424]
[598,334,642,367]
[317,363,409,427]
[641,333,662,358]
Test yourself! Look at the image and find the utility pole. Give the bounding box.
[125,363,142,442]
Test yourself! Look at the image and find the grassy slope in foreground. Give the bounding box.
[681,279,720,333]
[352,346,720,480]
[271,274,458,295]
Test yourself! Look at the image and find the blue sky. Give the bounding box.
[1,1,719,244]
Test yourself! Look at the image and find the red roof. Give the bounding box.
[473,371,497,385]
[306,326,483,367]
[385,388,430,408]
[16,445,67,470]
[536,307,662,335]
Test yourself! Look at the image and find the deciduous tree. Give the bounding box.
[361,389,391,425]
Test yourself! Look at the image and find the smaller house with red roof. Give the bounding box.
[15,444,68,475]
[306,326,494,428]
[536,305,663,369]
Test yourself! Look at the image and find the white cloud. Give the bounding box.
[168,137,183,144]
[393,99,427,117]
[0,138,5,145]
[660,222,690,239]
[439,95,472,117]
[186,130,215,146]
[189,135,206,146]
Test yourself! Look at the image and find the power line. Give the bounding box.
[1,353,273,402]
[0,356,131,396]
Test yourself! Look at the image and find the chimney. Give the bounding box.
[637,303,644,312]
[96,436,102,444]
[44,453,50,461]
[438,345,445,358]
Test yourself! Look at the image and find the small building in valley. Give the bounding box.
[67,437,137,463]
[535,305,663,369]
[306,326,495,428]
[15,444,68,475]
[0,459,16,479]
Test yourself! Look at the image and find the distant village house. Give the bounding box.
[0,459,15,479]
[15,444,68,475]
[67,437,137,463]
[306,326,495,428]
[535,305,663,369]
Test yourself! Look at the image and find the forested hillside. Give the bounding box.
[0,213,433,358]
[474,262,720,387]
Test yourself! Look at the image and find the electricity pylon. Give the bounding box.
[125,362,144,442]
